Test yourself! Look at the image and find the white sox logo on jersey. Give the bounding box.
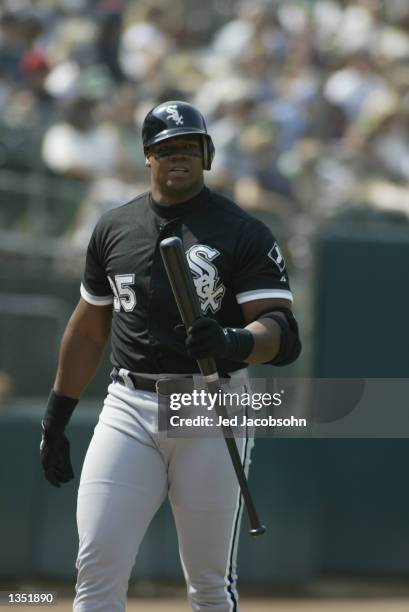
[166,105,184,126]
[186,245,225,314]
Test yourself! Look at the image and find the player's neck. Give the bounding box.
[151,182,204,206]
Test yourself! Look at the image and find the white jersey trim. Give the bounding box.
[236,289,293,304]
[80,283,113,306]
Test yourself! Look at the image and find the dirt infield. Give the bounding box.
[5,598,409,611]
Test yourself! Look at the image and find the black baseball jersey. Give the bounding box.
[81,186,293,375]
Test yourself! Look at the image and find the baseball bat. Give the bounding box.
[160,236,266,537]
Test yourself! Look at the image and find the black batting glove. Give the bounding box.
[40,390,78,487]
[184,317,254,361]
[40,422,74,487]
[185,317,228,359]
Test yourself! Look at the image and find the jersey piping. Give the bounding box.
[80,283,113,306]
[236,288,293,304]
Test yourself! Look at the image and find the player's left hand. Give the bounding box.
[184,317,230,359]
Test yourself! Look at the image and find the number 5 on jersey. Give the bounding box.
[108,274,136,312]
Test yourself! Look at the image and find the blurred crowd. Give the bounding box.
[1,0,409,257]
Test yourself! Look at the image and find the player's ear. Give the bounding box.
[144,148,151,168]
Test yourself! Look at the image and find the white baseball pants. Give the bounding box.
[74,372,253,611]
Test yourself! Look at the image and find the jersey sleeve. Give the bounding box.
[234,219,293,305]
[80,222,113,306]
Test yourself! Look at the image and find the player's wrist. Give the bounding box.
[222,327,254,362]
[43,389,78,431]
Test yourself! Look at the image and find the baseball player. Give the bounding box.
[40,101,301,612]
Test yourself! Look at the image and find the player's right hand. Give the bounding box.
[40,421,74,487]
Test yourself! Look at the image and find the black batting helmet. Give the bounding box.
[142,100,215,170]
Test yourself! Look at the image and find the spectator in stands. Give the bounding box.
[19,48,55,124]
[0,13,27,81]
[95,2,125,83]
[41,96,121,179]
[119,4,174,84]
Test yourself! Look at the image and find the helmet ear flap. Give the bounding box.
[203,135,215,171]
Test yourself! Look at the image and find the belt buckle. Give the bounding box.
[155,377,177,396]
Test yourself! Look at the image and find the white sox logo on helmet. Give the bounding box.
[166,105,184,126]
[186,245,225,314]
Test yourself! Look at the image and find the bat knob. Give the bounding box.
[249,525,266,537]
[160,236,182,251]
